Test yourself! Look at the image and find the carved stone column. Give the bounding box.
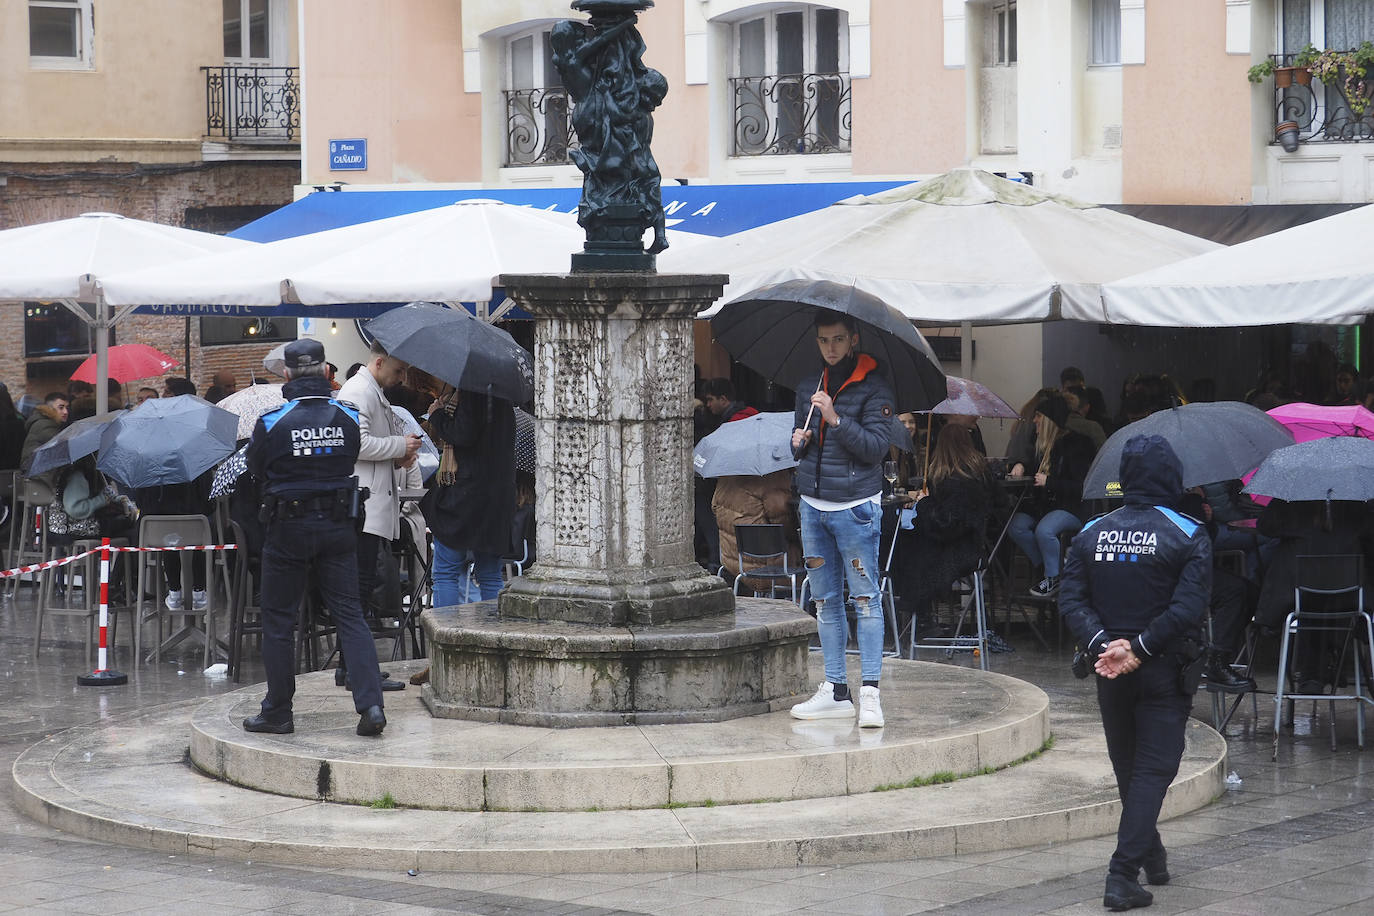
[496,272,735,626]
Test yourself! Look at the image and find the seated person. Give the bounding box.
[893,425,999,638]
[712,468,798,589]
[1179,488,1258,690]
[1006,394,1098,598]
[135,470,214,611]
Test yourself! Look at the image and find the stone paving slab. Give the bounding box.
[185,658,1050,811]
[10,667,1226,873]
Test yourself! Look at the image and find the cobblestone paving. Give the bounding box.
[2,585,1371,915]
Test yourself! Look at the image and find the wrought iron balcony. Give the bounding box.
[504,87,577,167]
[202,66,300,142]
[1267,53,1374,145]
[730,71,851,156]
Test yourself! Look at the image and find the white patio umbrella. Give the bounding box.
[658,168,1221,325]
[0,212,255,413]
[1101,203,1374,326]
[97,200,701,319]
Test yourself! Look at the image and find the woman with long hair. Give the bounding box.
[1006,393,1098,598]
[893,424,998,638]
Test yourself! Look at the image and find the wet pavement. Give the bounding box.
[1,582,1372,915]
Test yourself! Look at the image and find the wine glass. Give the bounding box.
[883,459,898,491]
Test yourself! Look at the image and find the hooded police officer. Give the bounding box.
[242,339,386,737]
[1060,434,1211,911]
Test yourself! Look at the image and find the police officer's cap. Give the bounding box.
[284,339,325,371]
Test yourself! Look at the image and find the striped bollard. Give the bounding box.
[77,537,128,687]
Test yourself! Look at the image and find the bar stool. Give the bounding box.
[909,560,991,670]
[34,537,135,667]
[6,478,54,598]
[135,514,219,667]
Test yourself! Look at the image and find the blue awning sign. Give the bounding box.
[329,139,367,171]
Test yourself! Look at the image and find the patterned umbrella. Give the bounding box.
[70,343,179,384]
[209,444,249,500]
[216,383,286,440]
[389,405,440,481]
[925,376,1020,419]
[514,407,536,474]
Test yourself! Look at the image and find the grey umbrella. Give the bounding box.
[709,280,948,414]
[1082,401,1294,499]
[364,301,534,403]
[25,413,119,477]
[1244,436,1374,503]
[693,411,914,478]
[514,407,536,474]
[97,394,238,488]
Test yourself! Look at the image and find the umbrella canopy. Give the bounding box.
[209,444,249,500]
[924,375,1020,418]
[216,383,286,440]
[364,301,534,403]
[25,413,119,477]
[96,200,594,309]
[514,406,536,475]
[0,212,252,302]
[70,343,179,384]
[660,168,1219,323]
[710,279,947,413]
[1102,204,1374,326]
[693,411,914,478]
[262,343,289,378]
[1265,402,1374,443]
[1082,402,1294,499]
[389,405,440,481]
[97,395,238,488]
[1244,437,1374,503]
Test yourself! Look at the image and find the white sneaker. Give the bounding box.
[191,589,208,611]
[790,682,855,720]
[858,686,885,728]
[164,590,183,611]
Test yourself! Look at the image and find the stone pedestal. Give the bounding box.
[496,272,735,626]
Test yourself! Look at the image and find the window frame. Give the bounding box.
[1089,0,1121,67]
[28,0,94,71]
[987,0,1017,68]
[502,24,573,167]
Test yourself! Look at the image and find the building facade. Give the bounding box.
[1,0,303,401]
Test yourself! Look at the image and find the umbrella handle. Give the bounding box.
[802,375,825,433]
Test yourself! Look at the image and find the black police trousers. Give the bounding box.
[257,511,383,721]
[1096,658,1190,878]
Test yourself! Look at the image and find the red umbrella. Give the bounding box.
[70,344,180,383]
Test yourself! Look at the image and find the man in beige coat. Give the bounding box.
[337,343,421,620]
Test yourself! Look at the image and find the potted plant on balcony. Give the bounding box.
[1309,41,1374,118]
[1248,45,1318,88]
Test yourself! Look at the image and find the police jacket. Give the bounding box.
[792,353,896,502]
[246,376,361,499]
[1060,434,1211,661]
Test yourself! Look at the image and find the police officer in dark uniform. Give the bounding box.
[1060,435,1211,911]
[242,339,386,737]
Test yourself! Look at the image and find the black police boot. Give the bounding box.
[1103,874,1153,910]
[1205,652,1255,691]
[243,714,294,734]
[1143,847,1169,885]
[356,705,386,736]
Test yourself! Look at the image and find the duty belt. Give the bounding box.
[278,494,338,517]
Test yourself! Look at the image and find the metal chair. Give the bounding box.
[6,477,54,597]
[732,523,797,601]
[1273,554,1374,759]
[135,514,218,667]
[34,536,135,666]
[909,559,991,670]
[224,520,264,682]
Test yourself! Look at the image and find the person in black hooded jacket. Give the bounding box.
[1060,434,1212,911]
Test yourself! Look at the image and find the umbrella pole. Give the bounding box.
[802,375,824,434]
[922,417,933,482]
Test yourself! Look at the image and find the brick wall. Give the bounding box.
[0,159,298,401]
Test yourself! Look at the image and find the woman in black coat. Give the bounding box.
[894,424,999,637]
[421,384,516,606]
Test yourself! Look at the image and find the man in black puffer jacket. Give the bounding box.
[1060,434,1211,911]
[788,309,896,729]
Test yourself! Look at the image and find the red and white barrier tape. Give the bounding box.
[0,544,237,580]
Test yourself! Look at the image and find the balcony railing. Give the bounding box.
[1268,53,1374,144]
[730,72,852,156]
[202,66,300,142]
[504,87,577,167]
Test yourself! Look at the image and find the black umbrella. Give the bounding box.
[1244,436,1374,503]
[97,395,238,488]
[26,413,118,477]
[364,301,534,403]
[709,280,947,413]
[514,406,536,474]
[1082,401,1294,499]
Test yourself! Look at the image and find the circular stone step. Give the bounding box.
[11,665,1228,873]
[187,659,1049,811]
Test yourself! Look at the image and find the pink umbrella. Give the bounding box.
[1243,403,1374,504]
[925,376,1020,419]
[1265,402,1374,443]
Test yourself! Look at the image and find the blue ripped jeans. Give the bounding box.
[800,498,885,683]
